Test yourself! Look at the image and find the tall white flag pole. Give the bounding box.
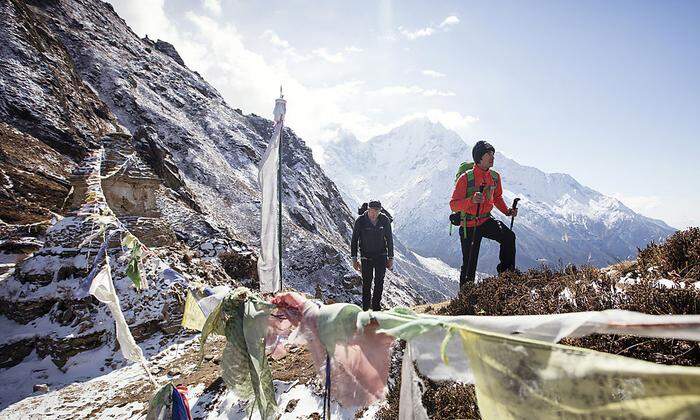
[258,88,287,293]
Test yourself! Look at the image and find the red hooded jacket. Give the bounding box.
[450,165,510,227]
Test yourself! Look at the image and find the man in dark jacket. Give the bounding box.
[351,200,394,310]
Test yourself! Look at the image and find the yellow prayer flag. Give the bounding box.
[456,326,700,419]
[181,290,207,331]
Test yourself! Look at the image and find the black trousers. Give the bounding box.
[360,255,387,311]
[459,218,516,287]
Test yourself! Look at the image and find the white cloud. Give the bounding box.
[422,89,455,97]
[411,109,478,132]
[421,69,446,78]
[398,26,435,40]
[169,13,384,155]
[263,42,364,64]
[439,15,460,28]
[611,193,661,214]
[202,0,222,15]
[260,29,310,62]
[260,34,361,64]
[312,48,345,63]
[369,85,455,97]
[312,48,346,64]
[370,85,422,95]
[398,15,460,40]
[110,0,177,41]
[261,29,290,49]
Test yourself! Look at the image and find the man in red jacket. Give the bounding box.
[450,141,518,287]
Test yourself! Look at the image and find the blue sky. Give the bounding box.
[110,0,699,229]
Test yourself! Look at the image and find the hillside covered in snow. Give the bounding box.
[0,0,459,413]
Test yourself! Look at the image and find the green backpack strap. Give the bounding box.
[482,169,500,200]
[490,170,499,197]
[460,169,477,236]
[490,169,499,184]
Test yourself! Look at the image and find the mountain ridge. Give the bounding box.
[322,118,675,272]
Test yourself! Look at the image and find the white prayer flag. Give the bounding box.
[89,259,144,362]
[258,96,287,293]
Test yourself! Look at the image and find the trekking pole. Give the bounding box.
[509,198,520,230]
[465,185,485,282]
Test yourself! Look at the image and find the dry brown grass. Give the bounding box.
[637,227,700,280]
[379,228,700,419]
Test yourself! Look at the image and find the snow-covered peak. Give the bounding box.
[383,117,448,138]
[324,119,470,204]
[373,118,466,157]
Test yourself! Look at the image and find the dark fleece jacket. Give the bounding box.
[351,213,394,258]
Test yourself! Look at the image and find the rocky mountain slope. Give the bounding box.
[0,0,459,410]
[322,118,675,271]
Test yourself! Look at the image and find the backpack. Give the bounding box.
[454,161,475,184]
[449,163,473,235]
[358,203,394,223]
